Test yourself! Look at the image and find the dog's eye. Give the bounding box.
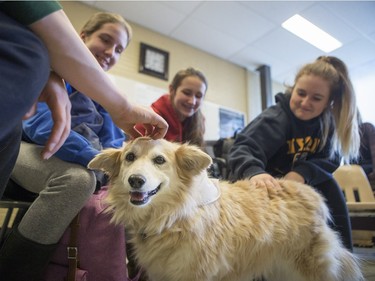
[125,152,136,162]
[153,156,165,165]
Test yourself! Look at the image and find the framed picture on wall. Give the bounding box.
[219,108,245,138]
[139,42,169,80]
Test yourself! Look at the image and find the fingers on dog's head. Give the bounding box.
[88,148,122,177]
[175,144,212,177]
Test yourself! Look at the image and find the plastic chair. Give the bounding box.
[333,164,375,210]
[0,200,32,246]
[333,164,375,247]
[0,179,36,246]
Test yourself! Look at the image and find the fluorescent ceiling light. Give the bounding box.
[282,14,342,53]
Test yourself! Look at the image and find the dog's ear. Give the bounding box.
[175,143,212,176]
[88,148,123,178]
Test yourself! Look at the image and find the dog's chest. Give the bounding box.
[133,229,196,267]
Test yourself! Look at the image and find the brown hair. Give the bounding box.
[170,68,208,148]
[292,56,360,162]
[81,12,133,47]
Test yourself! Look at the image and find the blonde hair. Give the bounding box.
[170,68,208,148]
[81,12,133,47]
[293,56,360,163]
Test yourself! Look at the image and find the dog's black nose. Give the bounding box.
[128,174,146,189]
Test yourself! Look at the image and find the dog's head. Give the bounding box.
[88,137,212,209]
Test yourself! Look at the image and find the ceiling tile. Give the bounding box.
[241,1,315,24]
[161,1,203,15]
[368,31,375,42]
[322,1,375,35]
[351,58,375,80]
[251,27,322,64]
[229,44,286,73]
[301,3,362,44]
[78,0,375,87]
[171,17,246,59]
[190,2,276,44]
[330,38,375,70]
[92,1,187,35]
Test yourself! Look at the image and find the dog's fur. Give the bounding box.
[88,137,363,281]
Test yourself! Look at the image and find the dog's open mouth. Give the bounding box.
[129,185,161,205]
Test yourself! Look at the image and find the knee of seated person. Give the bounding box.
[75,169,96,197]
[48,169,96,198]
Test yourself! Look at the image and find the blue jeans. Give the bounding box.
[0,11,50,196]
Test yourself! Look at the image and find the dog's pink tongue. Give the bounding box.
[130,191,147,201]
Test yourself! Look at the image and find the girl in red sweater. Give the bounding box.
[142,68,208,148]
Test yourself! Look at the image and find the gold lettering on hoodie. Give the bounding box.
[287,137,321,154]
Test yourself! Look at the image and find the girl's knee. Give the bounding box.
[76,169,96,197]
[48,168,96,199]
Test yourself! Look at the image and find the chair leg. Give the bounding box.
[0,208,14,247]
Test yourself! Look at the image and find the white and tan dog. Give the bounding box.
[88,137,363,281]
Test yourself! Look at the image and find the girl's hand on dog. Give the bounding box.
[250,173,281,191]
[110,104,169,140]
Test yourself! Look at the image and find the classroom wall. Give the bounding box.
[61,2,249,119]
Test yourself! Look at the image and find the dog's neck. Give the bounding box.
[195,175,221,206]
[138,174,221,241]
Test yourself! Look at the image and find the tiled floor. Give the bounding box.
[354,247,375,281]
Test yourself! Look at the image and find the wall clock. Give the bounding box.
[139,43,169,80]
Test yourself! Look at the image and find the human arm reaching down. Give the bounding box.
[28,9,168,158]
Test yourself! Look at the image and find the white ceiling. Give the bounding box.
[80,1,375,85]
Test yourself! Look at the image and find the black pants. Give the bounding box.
[0,11,50,197]
[314,179,353,251]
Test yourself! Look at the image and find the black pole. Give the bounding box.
[256,65,273,110]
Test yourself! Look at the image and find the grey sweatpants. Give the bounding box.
[11,142,96,244]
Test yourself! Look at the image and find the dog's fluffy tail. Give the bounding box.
[338,249,364,281]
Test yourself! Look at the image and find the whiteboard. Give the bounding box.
[109,74,244,141]
[108,74,164,106]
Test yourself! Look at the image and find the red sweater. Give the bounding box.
[136,94,184,142]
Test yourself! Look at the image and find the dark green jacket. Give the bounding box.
[0,1,61,25]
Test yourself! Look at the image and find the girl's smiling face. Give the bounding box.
[290,74,331,121]
[170,76,207,121]
[81,22,128,71]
